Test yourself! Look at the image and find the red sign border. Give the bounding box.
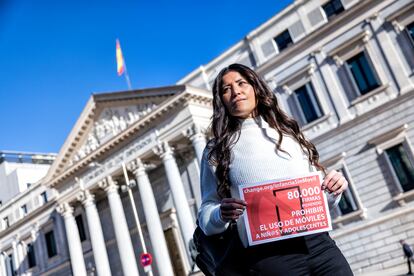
[238,172,332,246]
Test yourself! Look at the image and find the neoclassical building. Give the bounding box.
[0,86,212,276]
[178,0,414,274]
[1,0,414,275]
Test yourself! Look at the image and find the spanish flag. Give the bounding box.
[116,39,125,76]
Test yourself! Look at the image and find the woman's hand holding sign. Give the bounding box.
[220,198,247,222]
[322,170,348,196]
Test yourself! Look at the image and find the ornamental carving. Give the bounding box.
[72,103,157,164]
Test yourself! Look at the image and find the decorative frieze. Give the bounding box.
[72,103,157,164]
[82,132,156,186]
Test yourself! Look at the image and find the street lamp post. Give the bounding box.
[121,162,154,276]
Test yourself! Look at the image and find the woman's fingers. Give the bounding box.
[333,178,348,195]
[221,202,246,210]
[323,170,348,195]
[322,170,340,190]
[220,198,247,221]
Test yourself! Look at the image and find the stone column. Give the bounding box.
[368,16,414,94]
[183,124,207,165]
[98,176,139,276]
[31,224,46,271]
[77,189,112,276]
[312,49,353,124]
[0,252,7,276]
[17,242,25,275]
[11,240,19,275]
[154,142,195,252]
[57,203,87,276]
[130,159,175,276]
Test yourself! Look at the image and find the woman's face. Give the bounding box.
[221,71,257,119]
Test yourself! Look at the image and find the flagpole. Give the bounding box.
[116,38,133,90]
[124,65,132,90]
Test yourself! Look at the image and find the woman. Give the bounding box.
[198,63,353,275]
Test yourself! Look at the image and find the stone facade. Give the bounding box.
[0,86,212,276]
[1,0,414,275]
[179,0,414,273]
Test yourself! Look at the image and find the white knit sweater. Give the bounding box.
[197,116,340,247]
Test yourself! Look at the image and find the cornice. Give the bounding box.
[177,1,300,84]
[256,0,392,76]
[312,89,414,144]
[384,0,414,22]
[45,87,193,184]
[332,205,414,239]
[47,87,212,187]
[44,97,96,182]
[0,201,56,240]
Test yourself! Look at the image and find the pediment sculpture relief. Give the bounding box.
[70,103,157,165]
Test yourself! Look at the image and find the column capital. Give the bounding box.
[391,20,404,33]
[31,228,39,240]
[153,141,174,160]
[362,30,371,44]
[282,85,292,95]
[56,202,74,218]
[31,222,40,238]
[183,124,206,142]
[77,189,95,206]
[13,234,20,243]
[98,176,118,194]
[128,158,147,177]
[266,78,277,90]
[332,55,343,67]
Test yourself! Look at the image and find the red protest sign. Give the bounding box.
[239,172,332,246]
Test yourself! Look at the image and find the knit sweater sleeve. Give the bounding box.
[197,148,230,235]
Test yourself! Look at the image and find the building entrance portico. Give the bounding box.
[43,85,211,276]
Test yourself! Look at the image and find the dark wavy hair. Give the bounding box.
[208,63,325,198]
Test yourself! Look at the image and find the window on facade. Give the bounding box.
[3,217,9,229]
[75,214,87,242]
[336,189,359,215]
[27,243,36,268]
[40,192,48,204]
[407,22,414,44]
[385,143,414,192]
[346,52,380,95]
[45,230,57,258]
[274,30,293,52]
[322,0,345,20]
[294,83,323,124]
[335,169,358,216]
[21,205,28,216]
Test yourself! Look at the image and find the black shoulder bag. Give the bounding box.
[191,221,243,276]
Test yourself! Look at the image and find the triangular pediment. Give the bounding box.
[70,100,158,164]
[45,85,197,182]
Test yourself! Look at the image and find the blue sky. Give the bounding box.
[0,0,292,153]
